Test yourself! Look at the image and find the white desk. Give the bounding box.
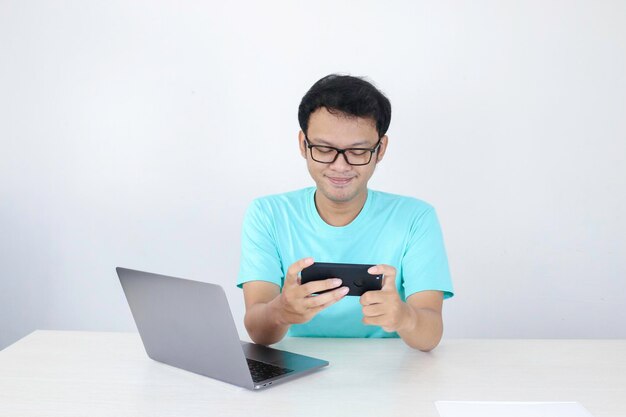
[0,331,624,417]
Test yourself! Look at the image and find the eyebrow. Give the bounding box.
[308,138,374,148]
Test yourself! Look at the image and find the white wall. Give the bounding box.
[1,0,625,349]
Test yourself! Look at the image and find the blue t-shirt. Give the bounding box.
[237,187,454,338]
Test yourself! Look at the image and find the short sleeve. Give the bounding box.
[236,199,284,288]
[401,208,454,299]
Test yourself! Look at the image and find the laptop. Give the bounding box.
[116,267,328,390]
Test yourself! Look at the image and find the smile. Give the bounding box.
[327,176,354,186]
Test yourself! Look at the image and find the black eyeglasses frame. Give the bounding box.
[304,136,382,166]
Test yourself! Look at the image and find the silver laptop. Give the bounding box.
[116,267,328,390]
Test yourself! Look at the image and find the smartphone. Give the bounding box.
[300,262,383,296]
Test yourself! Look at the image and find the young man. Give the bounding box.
[237,74,453,351]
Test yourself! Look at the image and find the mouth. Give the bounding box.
[326,176,354,187]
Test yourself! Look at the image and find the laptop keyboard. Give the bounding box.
[246,358,294,383]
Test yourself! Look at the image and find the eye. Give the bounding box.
[347,149,368,156]
[315,147,335,154]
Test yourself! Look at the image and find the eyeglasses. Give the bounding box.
[304,137,382,166]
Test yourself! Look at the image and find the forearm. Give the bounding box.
[244,297,290,346]
[397,305,443,352]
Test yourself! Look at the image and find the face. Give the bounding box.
[299,107,388,205]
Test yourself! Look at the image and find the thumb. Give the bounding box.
[285,257,314,287]
[382,273,397,291]
[369,264,397,292]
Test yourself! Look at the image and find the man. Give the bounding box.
[237,74,453,351]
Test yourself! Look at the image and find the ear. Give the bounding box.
[298,130,308,159]
[375,135,388,163]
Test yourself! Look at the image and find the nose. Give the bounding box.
[329,151,352,171]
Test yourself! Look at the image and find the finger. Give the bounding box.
[311,290,349,312]
[304,286,349,308]
[359,290,385,306]
[368,264,397,291]
[300,278,343,296]
[362,303,386,317]
[304,293,344,317]
[285,257,314,287]
[382,274,397,291]
[362,315,388,327]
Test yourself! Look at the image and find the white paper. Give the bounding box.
[435,401,594,417]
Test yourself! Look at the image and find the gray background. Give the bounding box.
[1,1,625,350]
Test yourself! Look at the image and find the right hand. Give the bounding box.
[272,257,349,325]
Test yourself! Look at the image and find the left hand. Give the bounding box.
[360,264,413,332]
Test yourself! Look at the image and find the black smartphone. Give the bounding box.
[300,262,383,296]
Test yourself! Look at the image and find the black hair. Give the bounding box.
[298,74,392,138]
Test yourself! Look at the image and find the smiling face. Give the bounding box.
[299,107,388,207]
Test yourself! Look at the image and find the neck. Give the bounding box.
[314,189,368,227]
